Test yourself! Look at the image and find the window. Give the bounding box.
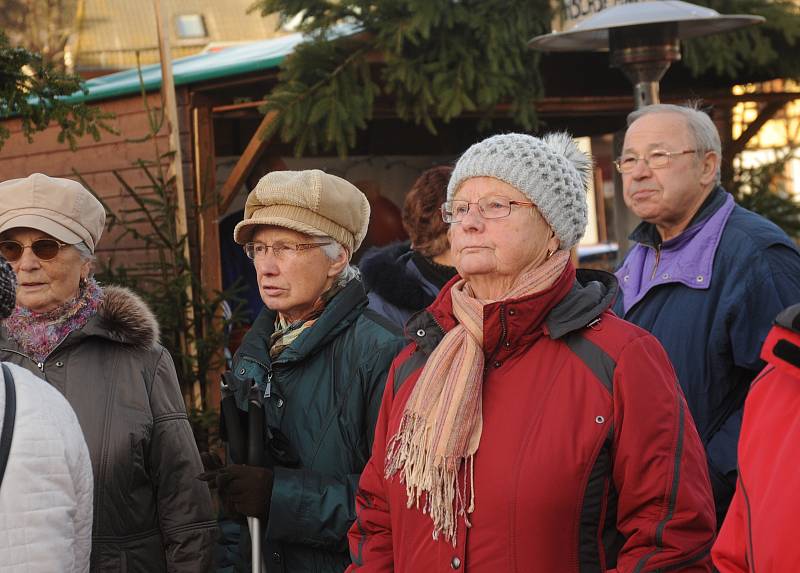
[176,14,207,39]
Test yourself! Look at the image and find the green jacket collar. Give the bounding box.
[237,278,369,366]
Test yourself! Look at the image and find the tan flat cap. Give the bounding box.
[234,170,371,254]
[0,173,106,252]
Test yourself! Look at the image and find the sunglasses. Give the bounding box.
[0,238,70,262]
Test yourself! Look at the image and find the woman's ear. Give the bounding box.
[326,246,349,278]
[547,231,560,255]
[80,259,92,282]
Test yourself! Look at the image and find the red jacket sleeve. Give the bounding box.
[611,334,716,573]
[711,478,749,572]
[347,348,412,572]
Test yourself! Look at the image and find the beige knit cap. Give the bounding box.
[233,169,371,254]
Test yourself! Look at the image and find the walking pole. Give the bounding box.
[247,380,266,573]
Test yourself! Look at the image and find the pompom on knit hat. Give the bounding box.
[446,132,592,250]
[0,255,16,319]
[234,169,371,255]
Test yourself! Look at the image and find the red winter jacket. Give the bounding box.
[347,265,715,573]
[713,304,800,572]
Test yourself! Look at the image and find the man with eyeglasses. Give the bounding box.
[612,103,800,526]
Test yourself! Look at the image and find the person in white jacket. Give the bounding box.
[0,254,92,573]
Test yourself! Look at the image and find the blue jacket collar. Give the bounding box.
[617,187,735,315]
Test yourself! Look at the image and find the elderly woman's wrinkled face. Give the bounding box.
[250,226,347,323]
[450,177,559,299]
[4,228,90,313]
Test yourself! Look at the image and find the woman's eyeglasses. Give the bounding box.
[244,241,331,261]
[441,195,537,224]
[0,238,69,262]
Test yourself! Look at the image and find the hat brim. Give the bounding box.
[233,216,328,245]
[0,214,83,244]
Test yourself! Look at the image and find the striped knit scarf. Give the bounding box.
[385,250,570,544]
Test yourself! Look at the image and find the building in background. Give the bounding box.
[732,80,800,194]
[64,0,287,77]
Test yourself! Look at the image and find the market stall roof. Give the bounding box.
[66,29,326,103]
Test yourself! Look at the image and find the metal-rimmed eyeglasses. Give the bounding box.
[0,238,70,262]
[244,241,331,260]
[614,149,698,173]
[441,195,537,224]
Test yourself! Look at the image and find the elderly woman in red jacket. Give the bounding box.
[347,133,716,573]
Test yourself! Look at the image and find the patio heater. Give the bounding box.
[529,1,764,255]
[529,0,765,109]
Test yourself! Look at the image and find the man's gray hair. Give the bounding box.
[627,103,722,185]
[314,236,361,287]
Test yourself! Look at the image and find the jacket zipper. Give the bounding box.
[1,329,76,372]
[650,245,662,280]
[241,354,273,399]
[0,347,50,372]
[484,304,508,371]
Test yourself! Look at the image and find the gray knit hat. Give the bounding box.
[447,132,592,250]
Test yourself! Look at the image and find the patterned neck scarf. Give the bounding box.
[268,282,345,360]
[4,277,103,363]
[385,251,570,544]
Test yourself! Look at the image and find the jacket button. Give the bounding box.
[272,552,282,563]
[416,329,426,337]
[55,361,64,367]
[503,340,511,349]
[451,556,461,569]
[493,361,501,368]
[276,397,285,408]
[507,309,516,316]
[238,368,246,375]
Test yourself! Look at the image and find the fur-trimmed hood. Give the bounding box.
[94,285,160,350]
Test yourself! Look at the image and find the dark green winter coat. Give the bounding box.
[228,277,405,572]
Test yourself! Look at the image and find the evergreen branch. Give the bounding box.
[252,0,550,157]
[0,30,116,150]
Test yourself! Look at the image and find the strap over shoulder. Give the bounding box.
[0,363,17,491]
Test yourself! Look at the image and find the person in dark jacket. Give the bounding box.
[0,173,216,572]
[612,104,800,525]
[348,133,715,572]
[203,170,405,572]
[360,166,457,327]
[712,303,800,571]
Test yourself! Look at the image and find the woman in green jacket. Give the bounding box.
[206,169,405,572]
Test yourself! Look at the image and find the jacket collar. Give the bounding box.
[761,304,800,374]
[359,241,447,311]
[1,285,160,357]
[629,185,728,248]
[617,189,735,314]
[406,263,618,356]
[236,278,369,366]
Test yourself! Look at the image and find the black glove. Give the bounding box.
[199,464,274,521]
[200,451,223,472]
